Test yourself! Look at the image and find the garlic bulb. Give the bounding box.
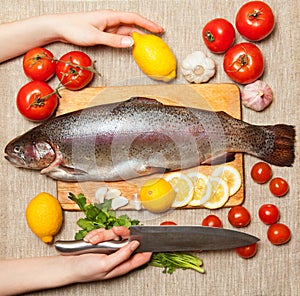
[181,51,215,83]
[242,80,273,111]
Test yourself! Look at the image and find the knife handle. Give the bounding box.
[55,239,129,255]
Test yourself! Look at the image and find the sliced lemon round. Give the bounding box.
[164,172,194,208]
[203,177,229,209]
[211,165,242,196]
[187,172,212,206]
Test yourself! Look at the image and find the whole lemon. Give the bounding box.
[132,32,177,82]
[26,192,63,243]
[139,178,175,213]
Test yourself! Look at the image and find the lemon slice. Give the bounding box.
[187,172,212,206]
[211,165,242,196]
[164,172,194,207]
[203,177,229,209]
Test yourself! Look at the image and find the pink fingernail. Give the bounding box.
[121,37,134,47]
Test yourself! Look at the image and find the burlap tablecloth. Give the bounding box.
[0,1,299,295]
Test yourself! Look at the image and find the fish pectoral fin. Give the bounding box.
[58,165,88,175]
[41,163,88,176]
[201,152,236,165]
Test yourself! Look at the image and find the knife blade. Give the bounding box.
[55,226,259,255]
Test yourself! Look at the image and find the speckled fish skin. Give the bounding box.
[4,97,295,182]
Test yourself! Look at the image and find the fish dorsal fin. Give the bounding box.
[126,97,164,106]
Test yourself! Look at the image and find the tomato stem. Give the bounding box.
[204,31,215,43]
[248,9,263,20]
[54,57,102,77]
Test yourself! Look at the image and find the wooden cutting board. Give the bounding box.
[56,84,244,210]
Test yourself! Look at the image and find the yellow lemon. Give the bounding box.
[132,32,177,82]
[139,178,175,213]
[26,192,63,243]
[203,177,229,209]
[164,172,194,208]
[211,165,242,196]
[187,172,212,206]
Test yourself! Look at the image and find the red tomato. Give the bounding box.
[235,1,275,41]
[202,18,235,53]
[223,42,264,84]
[228,206,251,228]
[56,51,94,90]
[23,47,56,81]
[160,221,177,226]
[235,242,258,259]
[16,81,58,122]
[258,204,280,225]
[267,223,291,245]
[269,177,289,197]
[250,162,272,184]
[201,215,223,228]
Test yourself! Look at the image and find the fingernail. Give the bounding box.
[130,240,140,251]
[121,37,134,47]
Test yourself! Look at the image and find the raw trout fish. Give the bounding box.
[5,97,295,182]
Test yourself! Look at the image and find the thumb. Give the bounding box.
[97,32,134,48]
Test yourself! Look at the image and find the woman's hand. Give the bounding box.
[74,226,152,281]
[54,10,164,48]
[0,10,164,62]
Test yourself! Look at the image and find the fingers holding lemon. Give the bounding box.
[132,32,177,82]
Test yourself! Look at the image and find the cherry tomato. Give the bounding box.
[267,223,291,245]
[56,51,94,90]
[223,42,264,84]
[202,18,235,53]
[269,177,289,197]
[16,81,58,122]
[235,1,275,41]
[258,204,280,225]
[23,47,56,81]
[235,242,258,259]
[228,206,251,228]
[201,215,223,228]
[250,162,272,184]
[160,221,177,226]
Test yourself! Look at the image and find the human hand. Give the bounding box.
[53,10,164,48]
[73,226,152,281]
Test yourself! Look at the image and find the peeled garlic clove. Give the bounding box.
[95,187,108,203]
[111,196,129,210]
[130,193,142,211]
[106,189,122,200]
[107,188,122,196]
[242,80,273,111]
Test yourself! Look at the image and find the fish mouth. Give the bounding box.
[4,154,26,168]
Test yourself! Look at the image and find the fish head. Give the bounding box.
[4,135,55,170]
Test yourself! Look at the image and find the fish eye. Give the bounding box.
[13,145,21,154]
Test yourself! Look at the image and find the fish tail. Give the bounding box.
[258,124,295,167]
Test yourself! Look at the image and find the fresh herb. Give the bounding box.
[68,192,139,240]
[149,252,204,274]
[69,192,204,274]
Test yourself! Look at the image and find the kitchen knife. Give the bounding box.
[55,226,259,255]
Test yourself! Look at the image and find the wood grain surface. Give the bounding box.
[0,1,299,296]
[55,84,244,210]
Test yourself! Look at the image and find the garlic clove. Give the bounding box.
[95,187,108,203]
[242,80,273,112]
[107,188,122,197]
[130,193,142,211]
[111,196,129,210]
